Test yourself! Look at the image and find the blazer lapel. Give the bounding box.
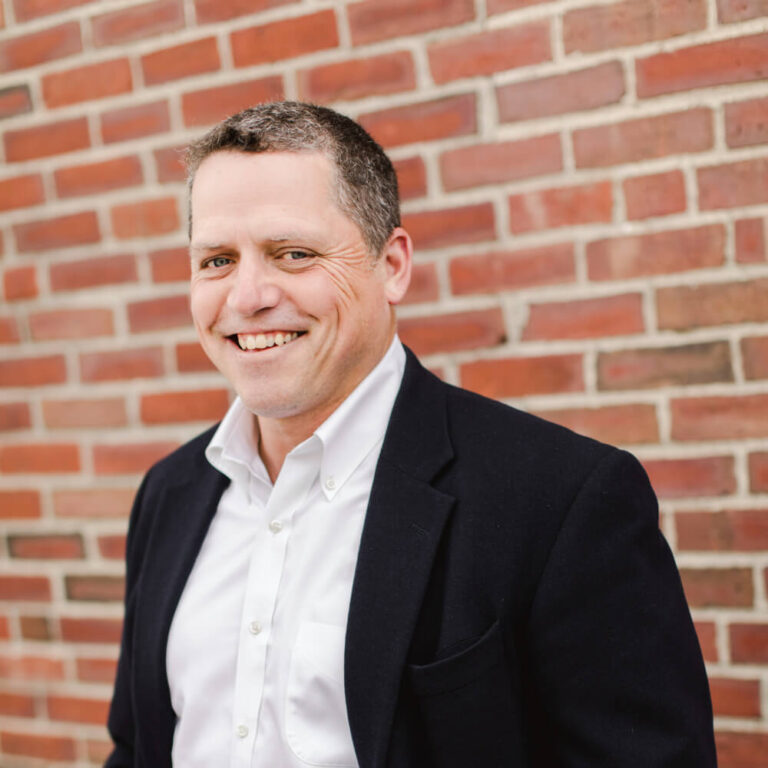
[346,349,455,768]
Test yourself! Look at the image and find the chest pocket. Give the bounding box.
[285,621,358,767]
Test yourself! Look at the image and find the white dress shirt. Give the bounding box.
[166,338,406,768]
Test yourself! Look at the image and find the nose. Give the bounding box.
[226,255,283,316]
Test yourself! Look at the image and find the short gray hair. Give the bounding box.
[184,101,401,257]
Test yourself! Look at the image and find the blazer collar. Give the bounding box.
[345,347,456,768]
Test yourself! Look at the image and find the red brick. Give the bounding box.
[4,117,90,162]
[299,52,414,103]
[111,197,179,239]
[564,0,705,54]
[698,156,768,210]
[232,11,338,68]
[533,403,658,445]
[80,347,165,382]
[0,575,51,600]
[0,316,20,344]
[0,22,81,72]
[97,535,126,559]
[440,134,561,191]
[349,0,474,44]
[194,0,296,22]
[76,656,118,683]
[54,156,143,198]
[150,247,189,282]
[460,354,584,399]
[750,452,768,493]
[0,654,65,680]
[93,441,178,474]
[155,144,187,183]
[488,0,555,10]
[182,76,284,127]
[508,180,612,233]
[20,616,51,640]
[13,0,94,21]
[42,58,132,108]
[677,508,768,552]
[53,488,134,518]
[726,96,768,148]
[398,308,505,356]
[43,397,126,429]
[497,61,624,124]
[50,253,138,292]
[393,156,427,201]
[641,456,736,499]
[402,263,438,305]
[176,342,216,372]
[127,294,190,332]
[735,218,765,264]
[680,567,753,608]
[525,293,644,341]
[637,32,768,97]
[0,356,67,388]
[623,170,685,220]
[672,394,768,441]
[29,308,113,341]
[8,534,84,559]
[92,0,184,46]
[141,37,220,85]
[573,108,712,168]
[587,224,724,280]
[0,617,9,639]
[598,341,732,391]
[0,731,76,761]
[0,174,44,211]
[717,0,768,22]
[48,694,110,724]
[0,491,41,520]
[403,203,495,250]
[140,388,230,424]
[0,402,31,431]
[0,692,35,717]
[0,85,32,119]
[14,211,100,253]
[730,623,768,663]
[716,731,768,768]
[709,677,761,718]
[60,616,123,643]
[4,266,38,301]
[0,443,80,474]
[65,575,124,602]
[101,100,171,144]
[359,93,476,148]
[657,278,768,330]
[742,336,768,379]
[429,22,550,83]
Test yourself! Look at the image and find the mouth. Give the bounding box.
[229,331,305,351]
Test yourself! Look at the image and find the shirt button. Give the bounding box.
[269,520,283,534]
[249,621,261,635]
[236,724,248,739]
[325,476,336,490]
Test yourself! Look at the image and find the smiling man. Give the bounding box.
[105,103,716,768]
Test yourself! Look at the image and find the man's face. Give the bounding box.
[189,150,410,432]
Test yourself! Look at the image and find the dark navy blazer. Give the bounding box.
[106,348,716,767]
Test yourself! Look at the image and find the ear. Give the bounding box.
[380,227,413,305]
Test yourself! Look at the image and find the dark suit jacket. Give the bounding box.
[106,348,716,767]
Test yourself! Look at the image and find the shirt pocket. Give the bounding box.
[285,621,358,767]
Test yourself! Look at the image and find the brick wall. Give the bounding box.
[0,0,766,764]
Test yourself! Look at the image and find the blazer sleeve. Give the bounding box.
[523,448,717,767]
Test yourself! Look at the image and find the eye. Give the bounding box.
[203,255,233,269]
[285,250,311,261]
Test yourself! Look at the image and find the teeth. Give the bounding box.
[237,331,299,351]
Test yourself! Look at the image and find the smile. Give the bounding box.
[234,331,302,350]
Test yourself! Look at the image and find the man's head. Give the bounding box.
[185,101,401,258]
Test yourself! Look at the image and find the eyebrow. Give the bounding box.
[190,233,316,253]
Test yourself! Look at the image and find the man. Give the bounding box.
[106,102,716,768]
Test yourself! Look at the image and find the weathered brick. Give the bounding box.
[0,21,81,72]
[111,197,179,239]
[0,491,40,519]
[0,575,51,601]
[717,0,768,22]
[429,22,550,83]
[742,336,768,380]
[623,170,685,220]
[657,278,768,330]
[672,394,768,441]
[97,534,126,559]
[0,174,45,211]
[42,58,132,108]
[398,308,505,356]
[709,677,761,718]
[730,623,768,663]
[402,203,495,250]
[54,156,143,198]
[497,61,625,123]
[677,508,768,551]
[5,117,90,162]
[140,388,230,424]
[680,567,753,607]
[533,404,659,445]
[0,402,31,431]
[194,0,296,23]
[141,37,220,85]
[19,616,51,640]
[402,263,438,305]
[698,157,768,210]
[154,145,187,183]
[0,85,32,119]
[641,456,736,499]
[564,0,706,54]
[587,224,725,280]
[573,108,712,168]
[299,52,414,103]
[43,398,126,429]
[750,452,768,493]
[460,354,584,399]
[3,266,38,301]
[50,254,138,292]
[349,0,474,45]
[0,356,67,388]
[127,294,190,332]
[29,308,113,341]
[0,731,75,761]
[0,316,20,344]
[93,441,178,474]
[75,657,118,683]
[440,134,561,191]
[0,692,35,717]
[92,0,185,47]
[637,32,768,97]
[176,342,216,373]
[13,0,94,21]
[393,156,427,201]
[359,93,476,148]
[14,211,100,253]
[101,100,171,144]
[598,341,732,390]
[65,575,124,602]
[735,218,765,264]
[0,654,65,680]
[450,242,575,295]
[150,247,189,282]
[182,77,284,127]
[47,694,110,724]
[0,443,80,474]
[726,95,768,148]
[508,181,612,233]
[488,0,554,10]
[80,347,165,382]
[8,534,84,559]
[716,731,768,768]
[53,488,134,518]
[231,11,338,67]
[60,617,122,644]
